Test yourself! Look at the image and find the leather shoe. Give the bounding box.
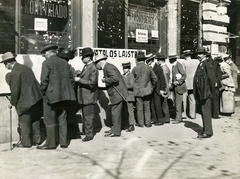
[213,117,221,119]
[82,136,93,142]
[154,122,164,126]
[104,133,120,137]
[104,130,112,134]
[145,124,152,128]
[13,143,31,148]
[125,125,135,132]
[197,134,212,139]
[36,145,56,150]
[60,145,68,149]
[135,124,144,128]
[172,120,181,124]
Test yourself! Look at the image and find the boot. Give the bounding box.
[125,125,135,132]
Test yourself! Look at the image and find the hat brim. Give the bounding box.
[0,56,17,63]
[40,45,58,54]
[94,57,107,63]
[57,53,75,60]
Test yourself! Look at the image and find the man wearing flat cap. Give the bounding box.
[74,47,99,141]
[193,47,216,138]
[121,62,135,132]
[38,43,76,149]
[1,52,43,148]
[169,54,187,124]
[132,52,157,128]
[94,54,128,137]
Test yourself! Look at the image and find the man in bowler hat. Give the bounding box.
[193,47,215,138]
[1,52,43,148]
[38,43,76,149]
[94,54,128,137]
[74,47,99,141]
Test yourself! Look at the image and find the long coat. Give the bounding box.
[103,62,128,105]
[172,61,187,94]
[183,59,199,90]
[193,58,216,100]
[76,62,99,105]
[40,55,76,104]
[152,63,166,95]
[132,62,157,97]
[8,63,42,116]
[122,72,135,102]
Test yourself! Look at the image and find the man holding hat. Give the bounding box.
[193,47,215,138]
[1,52,43,148]
[155,53,170,123]
[132,52,157,128]
[169,54,187,124]
[94,54,128,137]
[181,50,199,119]
[146,53,166,126]
[74,47,99,141]
[38,43,76,149]
[122,62,135,132]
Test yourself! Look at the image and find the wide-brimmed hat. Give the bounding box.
[136,51,146,61]
[155,53,166,60]
[195,47,208,54]
[40,43,58,54]
[145,53,155,63]
[182,50,193,56]
[0,52,17,63]
[168,54,178,60]
[122,62,131,68]
[82,47,94,57]
[94,54,108,63]
[57,49,75,60]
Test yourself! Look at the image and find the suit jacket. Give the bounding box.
[172,61,187,94]
[161,64,171,87]
[211,58,223,88]
[9,63,43,116]
[132,62,157,97]
[183,59,199,90]
[229,62,238,89]
[122,72,135,102]
[76,62,99,105]
[40,55,76,104]
[193,58,216,100]
[152,63,166,96]
[103,63,128,105]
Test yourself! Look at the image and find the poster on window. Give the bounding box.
[136,29,148,43]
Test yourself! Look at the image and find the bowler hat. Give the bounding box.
[145,53,155,63]
[136,51,146,61]
[94,54,108,63]
[195,47,208,54]
[40,43,58,54]
[182,50,193,56]
[122,62,131,68]
[168,54,178,60]
[1,52,16,63]
[57,48,75,60]
[155,53,166,60]
[82,47,94,57]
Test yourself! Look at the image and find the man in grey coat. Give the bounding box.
[38,44,76,150]
[1,52,43,148]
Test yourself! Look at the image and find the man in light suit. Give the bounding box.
[181,50,199,119]
[132,52,157,127]
[94,54,128,137]
[38,44,76,149]
[169,55,187,124]
[74,47,99,142]
[1,52,43,148]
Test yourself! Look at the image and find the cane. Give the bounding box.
[6,96,13,150]
[112,86,135,110]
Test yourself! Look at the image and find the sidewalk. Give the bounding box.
[0,108,240,179]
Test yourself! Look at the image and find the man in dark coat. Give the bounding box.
[194,47,216,138]
[74,47,99,141]
[132,52,158,128]
[94,54,128,137]
[169,55,187,124]
[1,52,43,148]
[146,54,166,126]
[122,62,135,132]
[38,44,76,149]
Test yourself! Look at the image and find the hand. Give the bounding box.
[173,81,179,86]
[160,90,165,96]
[74,77,80,82]
[101,78,106,83]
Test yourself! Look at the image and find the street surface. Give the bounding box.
[0,107,240,179]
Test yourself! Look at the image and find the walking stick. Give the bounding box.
[112,86,135,110]
[6,95,13,150]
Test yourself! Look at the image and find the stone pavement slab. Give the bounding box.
[0,108,240,179]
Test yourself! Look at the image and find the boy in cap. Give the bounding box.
[122,62,135,132]
[1,52,43,148]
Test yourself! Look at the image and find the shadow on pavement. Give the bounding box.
[182,121,203,134]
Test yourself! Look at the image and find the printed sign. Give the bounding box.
[34,18,48,31]
[136,29,148,43]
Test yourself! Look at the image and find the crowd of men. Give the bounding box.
[1,44,238,150]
